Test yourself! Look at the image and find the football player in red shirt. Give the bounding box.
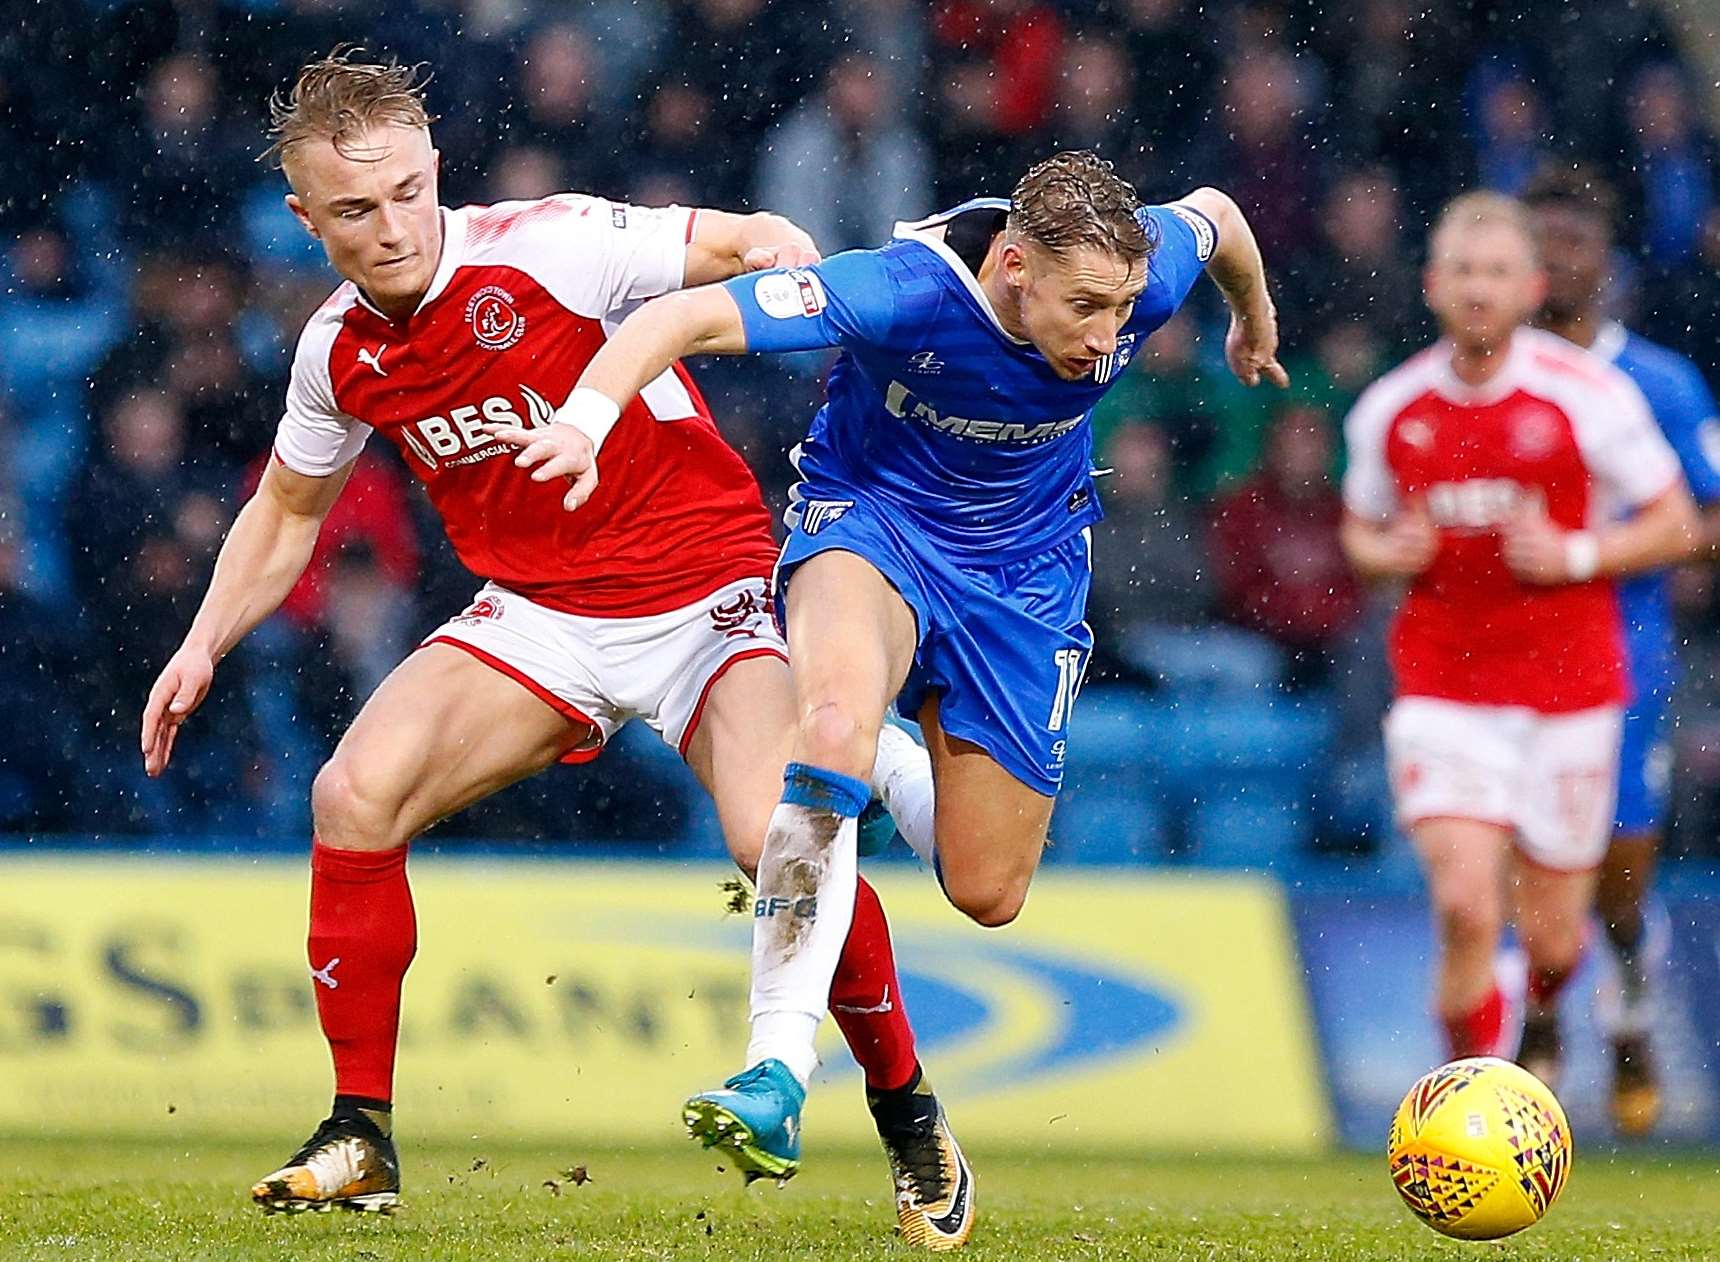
[1340,192,1698,1085]
[139,52,966,1244]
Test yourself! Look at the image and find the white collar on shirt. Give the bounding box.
[1429,327,1536,405]
[1590,318,1629,364]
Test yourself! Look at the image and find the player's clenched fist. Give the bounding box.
[484,419,600,511]
[1501,499,1586,585]
[742,243,821,272]
[1378,504,1440,578]
[141,645,215,776]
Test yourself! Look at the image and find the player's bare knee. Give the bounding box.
[942,872,1029,928]
[1516,917,1582,973]
[311,758,409,852]
[797,700,875,779]
[1436,895,1500,951]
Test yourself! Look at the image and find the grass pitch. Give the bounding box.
[2,1135,1717,1260]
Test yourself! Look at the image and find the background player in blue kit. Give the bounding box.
[495,151,1286,1244]
[1525,165,1720,1136]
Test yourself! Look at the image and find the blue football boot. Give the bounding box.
[856,796,898,858]
[683,1058,806,1183]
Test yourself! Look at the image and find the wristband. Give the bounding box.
[1564,530,1600,582]
[554,387,623,455]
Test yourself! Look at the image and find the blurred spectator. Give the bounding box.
[261,453,422,639]
[63,389,263,831]
[1091,312,1265,495]
[0,494,88,830]
[835,0,929,118]
[93,251,268,474]
[1470,69,1549,196]
[1288,169,1422,351]
[929,0,1066,196]
[1208,405,1364,687]
[1624,63,1716,269]
[1087,423,1209,674]
[488,145,572,204]
[503,23,624,196]
[1206,51,1325,265]
[1046,35,1158,187]
[665,0,839,204]
[627,81,713,206]
[1114,0,1218,192]
[120,52,250,251]
[755,54,932,252]
[1639,207,1720,380]
[0,203,129,597]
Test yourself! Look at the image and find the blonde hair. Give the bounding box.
[1429,190,1538,261]
[264,47,435,168]
[1008,150,1150,265]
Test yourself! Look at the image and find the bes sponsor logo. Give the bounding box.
[399,384,556,471]
[883,381,1084,445]
[467,283,526,350]
[1424,478,1538,531]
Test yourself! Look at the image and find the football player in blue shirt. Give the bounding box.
[1524,164,1720,1135]
[491,151,1285,1240]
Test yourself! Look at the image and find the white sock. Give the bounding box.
[871,723,937,868]
[746,799,859,1087]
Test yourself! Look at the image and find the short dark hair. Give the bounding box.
[1008,150,1151,265]
[1520,162,1618,235]
[265,47,436,167]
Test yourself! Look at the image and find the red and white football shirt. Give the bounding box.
[274,195,779,618]
[1343,328,1682,713]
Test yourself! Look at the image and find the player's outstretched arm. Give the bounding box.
[486,284,754,510]
[683,210,820,287]
[141,460,351,775]
[1176,188,1289,389]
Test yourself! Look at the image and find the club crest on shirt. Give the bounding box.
[467,284,527,350]
[1092,333,1138,385]
[455,594,505,623]
[1510,409,1562,460]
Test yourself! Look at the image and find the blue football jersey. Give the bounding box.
[1593,321,1720,698]
[724,198,1217,562]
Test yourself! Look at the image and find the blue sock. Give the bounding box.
[780,761,871,819]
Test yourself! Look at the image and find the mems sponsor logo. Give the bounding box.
[883,381,1084,445]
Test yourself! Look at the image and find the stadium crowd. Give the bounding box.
[6,0,1720,862]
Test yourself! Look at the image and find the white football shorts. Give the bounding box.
[1384,696,1623,872]
[421,577,787,763]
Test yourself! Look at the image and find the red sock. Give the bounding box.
[1442,984,1505,1059]
[830,877,920,1091]
[308,839,417,1104]
[1527,962,1574,1008]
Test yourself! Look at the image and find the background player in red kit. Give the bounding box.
[135,53,961,1242]
[1339,192,1698,1085]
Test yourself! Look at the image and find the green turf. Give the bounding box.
[2,1135,1717,1260]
